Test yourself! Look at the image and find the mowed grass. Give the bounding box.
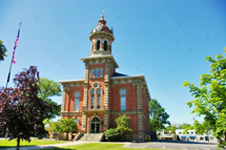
[43,143,165,150]
[0,139,68,149]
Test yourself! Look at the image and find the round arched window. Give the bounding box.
[104,41,107,51]
[96,40,100,50]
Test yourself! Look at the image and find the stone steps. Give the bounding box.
[79,133,103,141]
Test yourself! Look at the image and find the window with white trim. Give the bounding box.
[120,89,126,110]
[97,89,101,109]
[95,69,99,78]
[91,69,94,78]
[74,92,80,111]
[96,40,100,50]
[104,40,107,51]
[91,89,95,109]
[100,68,103,77]
[74,119,79,125]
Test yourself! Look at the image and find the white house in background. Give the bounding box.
[176,129,196,141]
[175,129,217,142]
[156,130,177,140]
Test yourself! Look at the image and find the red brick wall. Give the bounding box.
[64,86,84,112]
[109,67,115,77]
[109,83,137,111]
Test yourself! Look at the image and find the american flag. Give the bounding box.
[12,23,21,64]
[12,57,17,64]
[6,23,21,86]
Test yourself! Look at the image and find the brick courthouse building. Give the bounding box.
[59,16,151,140]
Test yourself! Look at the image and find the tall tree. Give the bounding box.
[104,114,133,141]
[38,77,62,119]
[115,114,133,137]
[165,125,177,133]
[53,118,77,140]
[0,66,56,150]
[183,49,226,149]
[149,99,170,132]
[177,123,192,129]
[0,40,7,61]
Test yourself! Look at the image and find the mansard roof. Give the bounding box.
[112,72,128,77]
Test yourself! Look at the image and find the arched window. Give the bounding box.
[96,40,100,50]
[74,92,80,111]
[91,117,100,133]
[91,69,94,78]
[104,40,108,51]
[100,68,103,77]
[120,89,126,110]
[95,69,99,78]
[74,119,79,125]
[90,89,95,109]
[97,89,101,109]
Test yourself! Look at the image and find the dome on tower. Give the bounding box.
[89,15,115,57]
[91,15,113,34]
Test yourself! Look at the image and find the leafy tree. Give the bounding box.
[177,123,192,129]
[165,125,177,133]
[0,40,7,61]
[183,49,226,149]
[53,118,77,140]
[104,128,120,141]
[104,114,133,141]
[0,66,55,150]
[149,99,170,132]
[43,119,55,135]
[165,123,192,133]
[38,78,62,119]
[115,114,133,137]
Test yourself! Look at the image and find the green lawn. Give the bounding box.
[43,143,166,150]
[0,139,68,149]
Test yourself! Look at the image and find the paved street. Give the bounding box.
[125,141,218,150]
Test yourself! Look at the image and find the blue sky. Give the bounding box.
[0,0,226,125]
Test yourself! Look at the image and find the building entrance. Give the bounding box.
[91,117,100,133]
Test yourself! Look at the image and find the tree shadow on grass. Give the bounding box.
[41,147,76,150]
[0,145,36,149]
[0,146,75,150]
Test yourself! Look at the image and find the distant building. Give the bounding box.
[176,129,217,142]
[156,130,177,140]
[59,16,151,141]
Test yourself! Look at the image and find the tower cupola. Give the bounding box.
[89,15,114,57]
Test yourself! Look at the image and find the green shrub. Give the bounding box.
[104,128,120,141]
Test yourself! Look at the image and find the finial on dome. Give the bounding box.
[99,12,106,25]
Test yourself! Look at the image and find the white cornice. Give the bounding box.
[59,78,85,84]
[81,55,119,68]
